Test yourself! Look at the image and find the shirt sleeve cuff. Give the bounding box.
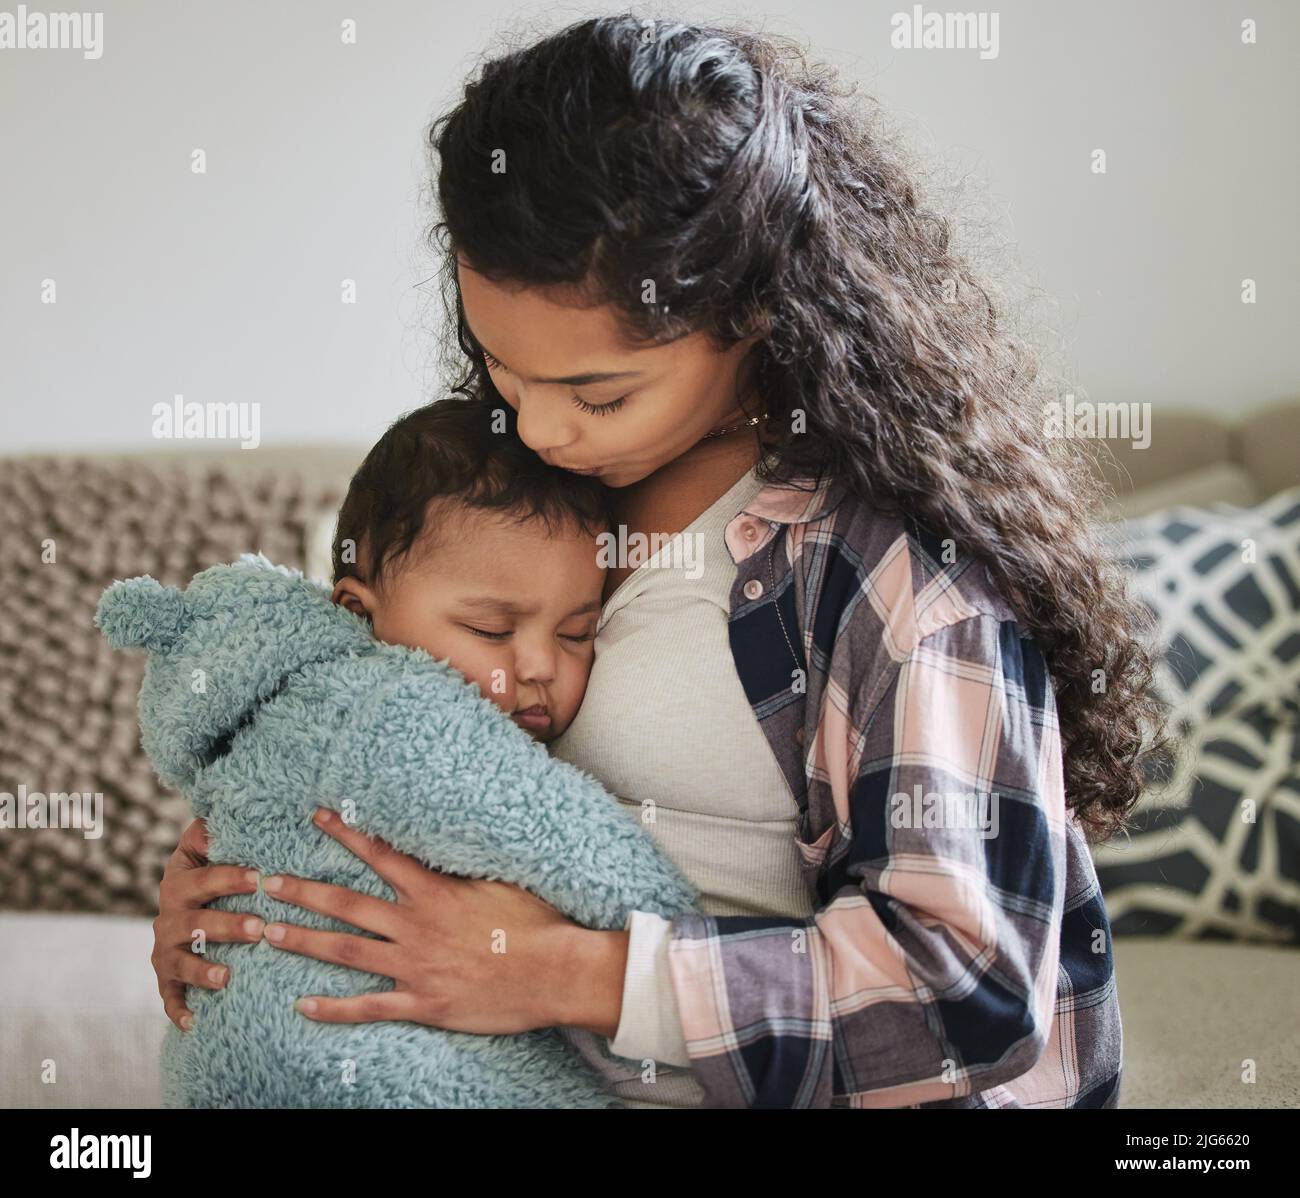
[607,909,692,1068]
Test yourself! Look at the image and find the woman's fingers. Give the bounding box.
[159,978,193,1032]
[152,932,247,1032]
[309,807,433,899]
[152,818,264,1027]
[262,921,403,979]
[153,910,269,1030]
[156,864,266,948]
[168,817,211,870]
[155,907,267,953]
[159,817,258,910]
[152,906,269,1032]
[159,943,232,991]
[155,945,239,1032]
[161,862,261,910]
[294,989,428,1025]
[261,873,403,939]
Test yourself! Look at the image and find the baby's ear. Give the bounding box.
[331,575,375,623]
[95,576,190,652]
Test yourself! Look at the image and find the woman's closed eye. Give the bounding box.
[482,351,628,416]
[570,394,627,416]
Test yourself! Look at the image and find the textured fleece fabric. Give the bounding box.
[95,554,697,1109]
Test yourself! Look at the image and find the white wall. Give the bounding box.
[1,0,1296,453]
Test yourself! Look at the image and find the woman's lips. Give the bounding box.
[512,706,551,730]
[542,452,605,476]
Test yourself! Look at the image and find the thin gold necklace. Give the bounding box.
[700,411,767,441]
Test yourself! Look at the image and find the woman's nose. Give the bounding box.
[512,393,579,458]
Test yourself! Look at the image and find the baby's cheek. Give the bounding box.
[467,665,514,711]
[554,660,594,733]
[439,637,507,705]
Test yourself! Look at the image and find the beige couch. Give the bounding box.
[2,402,1297,1109]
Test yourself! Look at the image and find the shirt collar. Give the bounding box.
[737,467,849,527]
[723,466,850,566]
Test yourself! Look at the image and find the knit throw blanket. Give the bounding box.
[96,554,697,1108]
[0,454,346,915]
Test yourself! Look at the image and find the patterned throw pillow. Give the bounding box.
[1092,487,1300,943]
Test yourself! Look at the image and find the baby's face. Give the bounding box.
[333,506,604,743]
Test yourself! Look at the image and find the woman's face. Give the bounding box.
[456,256,760,488]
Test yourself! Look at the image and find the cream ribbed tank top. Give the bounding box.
[550,459,816,1108]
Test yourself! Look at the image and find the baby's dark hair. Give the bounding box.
[331,398,613,587]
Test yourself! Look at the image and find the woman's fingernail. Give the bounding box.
[295,998,318,1016]
[264,924,286,944]
[179,1014,194,1031]
[244,870,260,888]
[207,966,227,985]
[242,917,264,937]
[263,875,283,893]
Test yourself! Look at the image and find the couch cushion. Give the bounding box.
[1086,412,1234,498]
[1239,402,1300,499]
[0,912,165,1108]
[1102,462,1258,522]
[1113,938,1300,1107]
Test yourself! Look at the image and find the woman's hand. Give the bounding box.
[152,818,265,1031]
[261,808,629,1037]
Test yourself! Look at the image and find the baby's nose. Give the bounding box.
[514,646,557,685]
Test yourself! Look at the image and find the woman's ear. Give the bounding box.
[331,576,376,623]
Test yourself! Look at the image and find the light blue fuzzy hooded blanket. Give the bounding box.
[95,554,697,1109]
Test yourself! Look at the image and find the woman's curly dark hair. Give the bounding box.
[424,13,1174,841]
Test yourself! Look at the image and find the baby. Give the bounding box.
[97,396,696,1108]
[327,396,611,740]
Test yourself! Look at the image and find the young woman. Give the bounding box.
[148,15,1171,1108]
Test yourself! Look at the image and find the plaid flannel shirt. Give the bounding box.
[663,471,1123,1108]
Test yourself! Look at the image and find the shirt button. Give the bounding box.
[742,522,758,541]
[743,578,763,600]
[795,727,806,746]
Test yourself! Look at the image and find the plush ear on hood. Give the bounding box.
[95,575,190,653]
